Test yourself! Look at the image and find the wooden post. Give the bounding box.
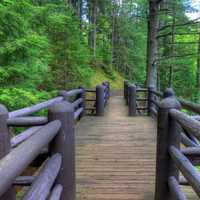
[155,88,181,200]
[124,80,128,101]
[78,88,86,118]
[128,84,137,116]
[96,85,104,116]
[48,101,75,200]
[0,105,15,200]
[106,82,110,99]
[148,86,155,116]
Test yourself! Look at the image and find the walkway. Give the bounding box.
[76,96,156,200]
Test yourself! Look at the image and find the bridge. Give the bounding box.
[0,81,199,200]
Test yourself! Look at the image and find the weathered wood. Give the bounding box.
[124,80,128,100]
[76,96,156,200]
[181,147,200,165]
[181,132,198,147]
[150,107,158,117]
[96,85,105,116]
[9,97,63,118]
[148,86,155,116]
[170,146,200,197]
[170,109,200,140]
[66,89,83,97]
[13,176,35,186]
[74,108,84,120]
[155,88,181,200]
[137,88,148,92]
[137,107,148,110]
[0,105,15,200]
[179,176,189,186]
[128,84,137,116]
[168,176,188,200]
[150,99,160,108]
[182,147,200,155]
[72,98,83,109]
[85,99,95,102]
[48,185,63,200]
[0,120,61,197]
[78,87,86,118]
[179,98,200,114]
[150,90,163,98]
[137,98,148,101]
[23,154,62,200]
[48,101,75,200]
[85,89,96,93]
[7,117,48,126]
[11,126,42,148]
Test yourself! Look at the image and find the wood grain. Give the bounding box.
[76,96,156,200]
[76,95,198,200]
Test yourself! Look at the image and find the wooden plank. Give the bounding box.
[76,96,156,200]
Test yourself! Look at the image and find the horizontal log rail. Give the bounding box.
[7,116,48,126]
[9,97,64,118]
[179,98,200,114]
[0,82,110,200]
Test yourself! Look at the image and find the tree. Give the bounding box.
[146,0,161,89]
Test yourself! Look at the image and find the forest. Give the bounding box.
[0,0,200,110]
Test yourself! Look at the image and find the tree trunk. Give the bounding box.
[197,32,200,90]
[111,2,117,65]
[146,0,159,88]
[88,0,97,58]
[169,5,176,87]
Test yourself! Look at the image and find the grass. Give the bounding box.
[90,68,124,89]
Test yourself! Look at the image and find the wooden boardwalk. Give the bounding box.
[76,96,156,200]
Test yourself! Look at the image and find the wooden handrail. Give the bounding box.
[154,88,200,199]
[124,80,200,198]
[0,120,61,197]
[0,82,110,200]
[9,97,64,118]
[179,98,200,114]
[170,146,200,197]
[23,153,62,200]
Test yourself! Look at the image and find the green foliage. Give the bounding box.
[0,0,199,111]
[0,88,54,111]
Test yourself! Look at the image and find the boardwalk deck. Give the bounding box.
[76,96,156,200]
[76,95,198,200]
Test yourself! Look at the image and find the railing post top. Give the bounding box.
[48,101,74,114]
[0,104,8,116]
[160,88,181,110]
[129,84,136,89]
[148,85,155,90]
[96,85,104,90]
[58,90,69,101]
[163,88,175,98]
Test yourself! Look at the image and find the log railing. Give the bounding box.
[87,82,110,116]
[155,88,200,200]
[124,80,200,199]
[0,82,110,200]
[124,81,154,116]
